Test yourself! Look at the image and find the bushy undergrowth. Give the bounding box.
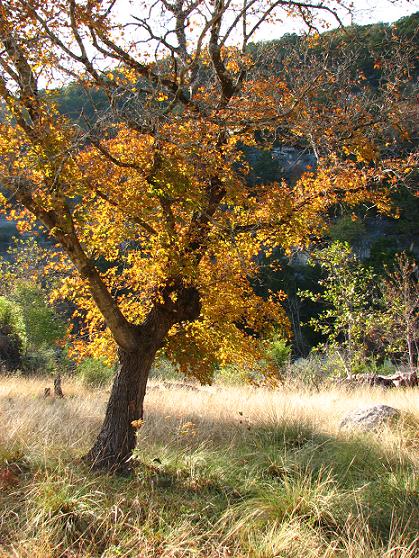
[0,377,418,557]
[274,352,401,391]
[267,337,292,371]
[13,284,67,350]
[149,356,179,381]
[76,357,114,388]
[0,296,26,339]
[0,283,68,375]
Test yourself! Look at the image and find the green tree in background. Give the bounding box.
[0,296,26,370]
[373,254,418,370]
[12,285,66,351]
[299,242,377,375]
[0,238,67,372]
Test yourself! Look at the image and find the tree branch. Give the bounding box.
[4,176,139,350]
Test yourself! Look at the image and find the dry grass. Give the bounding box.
[0,375,418,557]
[143,380,419,442]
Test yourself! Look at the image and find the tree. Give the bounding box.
[0,295,25,369]
[0,238,52,295]
[300,246,418,373]
[299,242,378,375]
[0,1,414,470]
[12,283,67,351]
[375,254,418,370]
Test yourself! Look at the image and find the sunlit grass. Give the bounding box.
[0,375,418,557]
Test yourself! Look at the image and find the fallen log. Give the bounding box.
[339,370,418,389]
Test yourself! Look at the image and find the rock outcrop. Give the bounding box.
[340,404,401,431]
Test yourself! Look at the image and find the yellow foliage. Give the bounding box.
[0,2,409,380]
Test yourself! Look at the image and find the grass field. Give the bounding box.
[0,376,418,557]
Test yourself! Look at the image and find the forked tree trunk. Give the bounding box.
[83,344,158,471]
[83,285,201,472]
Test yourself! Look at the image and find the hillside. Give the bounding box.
[51,12,418,123]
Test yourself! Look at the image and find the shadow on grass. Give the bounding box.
[127,407,419,546]
[1,391,418,551]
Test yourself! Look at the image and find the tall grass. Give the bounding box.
[0,375,418,557]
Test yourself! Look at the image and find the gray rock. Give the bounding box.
[340,405,401,432]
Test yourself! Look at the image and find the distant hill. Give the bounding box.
[52,12,418,122]
[249,12,418,86]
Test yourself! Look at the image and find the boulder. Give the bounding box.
[340,404,401,432]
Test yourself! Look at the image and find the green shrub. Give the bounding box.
[0,296,27,346]
[149,356,179,380]
[0,286,68,374]
[352,357,397,376]
[286,351,348,389]
[13,284,66,349]
[290,355,327,389]
[215,363,250,385]
[328,214,366,245]
[267,338,291,371]
[76,358,114,388]
[22,345,58,375]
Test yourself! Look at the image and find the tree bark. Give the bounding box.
[83,341,159,471]
[83,284,201,471]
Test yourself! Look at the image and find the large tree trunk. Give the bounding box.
[83,344,157,471]
[84,284,201,472]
